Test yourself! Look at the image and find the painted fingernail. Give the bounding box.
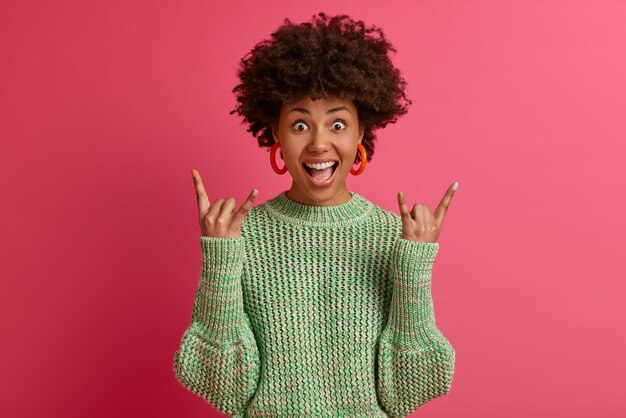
[191,169,197,178]
[452,181,459,190]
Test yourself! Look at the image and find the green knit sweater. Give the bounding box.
[173,191,455,417]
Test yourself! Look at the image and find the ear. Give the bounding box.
[271,123,279,144]
[357,123,365,144]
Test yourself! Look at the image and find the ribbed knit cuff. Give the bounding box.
[191,236,246,342]
[387,239,444,348]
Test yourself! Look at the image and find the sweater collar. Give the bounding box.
[264,191,374,227]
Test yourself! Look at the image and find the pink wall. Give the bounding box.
[2,0,625,416]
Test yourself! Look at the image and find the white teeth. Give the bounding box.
[305,161,336,170]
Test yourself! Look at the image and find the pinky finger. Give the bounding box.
[397,192,412,219]
[232,189,258,227]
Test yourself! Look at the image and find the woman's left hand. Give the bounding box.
[397,182,458,243]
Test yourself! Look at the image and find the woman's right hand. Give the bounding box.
[192,169,258,238]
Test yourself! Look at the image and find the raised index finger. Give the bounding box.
[433,181,458,226]
[192,169,210,218]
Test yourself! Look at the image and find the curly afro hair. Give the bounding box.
[230,12,411,163]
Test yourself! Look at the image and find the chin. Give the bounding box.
[288,164,350,205]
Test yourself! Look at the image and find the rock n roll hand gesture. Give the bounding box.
[397,182,458,243]
[192,169,257,238]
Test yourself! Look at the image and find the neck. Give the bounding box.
[286,182,352,207]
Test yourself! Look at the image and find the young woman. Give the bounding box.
[174,13,458,417]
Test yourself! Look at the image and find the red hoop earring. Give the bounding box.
[350,144,367,175]
[270,143,288,175]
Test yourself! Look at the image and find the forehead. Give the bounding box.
[281,95,357,115]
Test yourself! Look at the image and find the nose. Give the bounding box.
[306,128,331,153]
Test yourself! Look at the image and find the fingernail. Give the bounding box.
[251,189,258,196]
[191,169,197,178]
[452,181,459,190]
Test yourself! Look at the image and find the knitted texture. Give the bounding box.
[173,192,455,417]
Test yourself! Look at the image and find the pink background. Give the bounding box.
[2,0,625,417]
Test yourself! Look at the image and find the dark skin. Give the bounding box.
[191,169,257,239]
[190,168,457,243]
[397,185,457,243]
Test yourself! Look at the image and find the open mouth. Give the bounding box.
[302,161,338,185]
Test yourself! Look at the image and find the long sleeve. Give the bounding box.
[376,239,456,418]
[173,236,261,416]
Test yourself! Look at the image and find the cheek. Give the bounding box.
[280,141,303,164]
[341,144,359,161]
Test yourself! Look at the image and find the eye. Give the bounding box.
[331,120,347,131]
[293,121,309,132]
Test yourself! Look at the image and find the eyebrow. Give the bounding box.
[288,106,351,115]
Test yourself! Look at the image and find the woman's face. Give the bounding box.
[272,95,364,206]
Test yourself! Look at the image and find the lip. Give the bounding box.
[301,160,339,187]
